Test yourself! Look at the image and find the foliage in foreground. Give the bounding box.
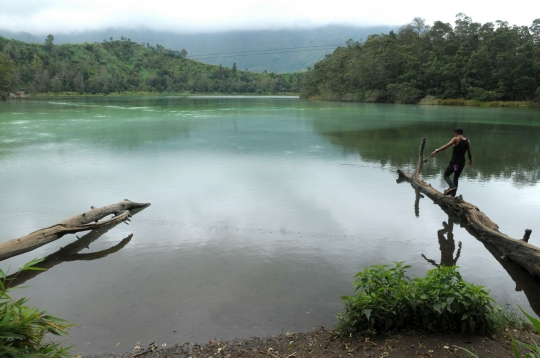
[0,259,72,358]
[336,263,496,336]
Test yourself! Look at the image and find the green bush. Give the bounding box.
[364,89,386,103]
[336,263,495,336]
[467,87,502,102]
[386,83,423,104]
[0,259,72,358]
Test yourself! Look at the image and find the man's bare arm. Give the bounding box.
[430,138,458,157]
[467,141,472,166]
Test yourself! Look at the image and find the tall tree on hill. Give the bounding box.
[45,34,54,50]
[232,62,237,77]
[410,17,430,37]
[0,53,14,100]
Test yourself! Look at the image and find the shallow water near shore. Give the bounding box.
[1,96,540,354]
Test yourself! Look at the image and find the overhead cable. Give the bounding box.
[187,44,343,60]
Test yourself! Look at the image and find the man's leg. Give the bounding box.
[453,166,464,189]
[443,164,455,188]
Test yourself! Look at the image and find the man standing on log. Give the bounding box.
[430,128,472,196]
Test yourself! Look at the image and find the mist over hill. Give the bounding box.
[0,25,395,73]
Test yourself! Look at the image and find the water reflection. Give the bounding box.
[414,188,424,218]
[2,98,540,352]
[5,207,146,287]
[317,122,540,186]
[6,226,132,287]
[421,219,462,268]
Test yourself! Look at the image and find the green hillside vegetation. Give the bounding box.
[0,35,303,98]
[0,25,395,73]
[301,15,540,104]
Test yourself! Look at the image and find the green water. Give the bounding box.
[1,96,539,354]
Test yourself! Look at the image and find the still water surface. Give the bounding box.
[1,97,540,354]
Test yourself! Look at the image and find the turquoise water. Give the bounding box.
[1,96,539,354]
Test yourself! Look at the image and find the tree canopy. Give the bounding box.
[0,53,14,99]
[0,35,303,95]
[301,15,540,103]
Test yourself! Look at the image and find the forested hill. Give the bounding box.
[301,15,540,104]
[0,35,303,96]
[0,25,394,73]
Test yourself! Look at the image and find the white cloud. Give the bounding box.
[0,0,537,34]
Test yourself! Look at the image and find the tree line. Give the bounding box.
[301,15,540,103]
[0,35,303,99]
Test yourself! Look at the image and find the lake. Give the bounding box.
[1,96,539,354]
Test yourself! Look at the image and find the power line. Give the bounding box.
[190,48,338,60]
[187,44,343,60]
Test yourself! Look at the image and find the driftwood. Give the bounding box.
[0,199,150,261]
[398,138,540,278]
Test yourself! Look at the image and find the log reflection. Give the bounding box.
[482,243,540,316]
[5,207,146,287]
[414,188,424,218]
[421,219,462,268]
[458,221,540,317]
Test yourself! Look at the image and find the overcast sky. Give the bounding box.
[0,0,538,34]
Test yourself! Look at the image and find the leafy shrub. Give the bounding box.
[418,95,440,105]
[0,259,72,358]
[364,89,386,103]
[386,83,423,104]
[467,87,502,102]
[340,93,364,102]
[336,263,496,336]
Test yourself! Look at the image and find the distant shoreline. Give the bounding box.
[306,95,540,109]
[6,91,300,99]
[417,97,540,109]
[7,92,538,108]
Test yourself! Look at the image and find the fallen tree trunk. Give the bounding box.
[397,138,540,278]
[0,199,150,261]
[414,192,540,317]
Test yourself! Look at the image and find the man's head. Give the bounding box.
[454,127,464,136]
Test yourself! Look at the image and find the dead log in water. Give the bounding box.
[0,199,150,261]
[397,138,540,278]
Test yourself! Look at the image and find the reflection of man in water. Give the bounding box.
[430,128,473,196]
[422,220,462,268]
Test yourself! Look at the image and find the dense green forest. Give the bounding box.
[301,15,540,103]
[0,35,303,98]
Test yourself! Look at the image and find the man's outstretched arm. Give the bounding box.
[430,138,458,157]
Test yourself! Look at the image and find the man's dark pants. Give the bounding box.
[443,164,464,190]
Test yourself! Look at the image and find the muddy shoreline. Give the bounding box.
[84,326,538,357]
